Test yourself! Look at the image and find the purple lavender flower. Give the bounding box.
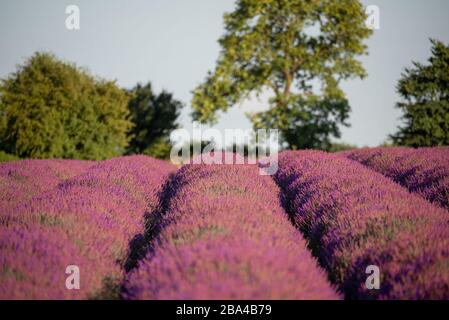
[0,156,175,299]
[274,150,449,299]
[124,154,338,300]
[0,159,94,214]
[345,147,449,211]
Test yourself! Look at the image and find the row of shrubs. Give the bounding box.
[124,154,338,299]
[2,148,449,299]
[345,147,449,210]
[274,150,449,299]
[0,156,174,299]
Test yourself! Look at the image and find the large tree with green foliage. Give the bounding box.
[0,52,132,160]
[192,0,372,150]
[391,39,449,147]
[126,82,183,159]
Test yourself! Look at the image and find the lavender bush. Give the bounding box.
[0,156,175,299]
[124,154,338,300]
[345,147,449,211]
[0,159,93,213]
[274,150,449,299]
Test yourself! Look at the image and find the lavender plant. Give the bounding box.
[274,150,449,299]
[124,153,338,299]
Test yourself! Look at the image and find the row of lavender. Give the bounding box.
[123,156,339,299]
[0,156,175,299]
[2,149,448,299]
[0,159,94,214]
[274,151,449,299]
[344,147,449,211]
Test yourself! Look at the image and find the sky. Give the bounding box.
[1,0,449,147]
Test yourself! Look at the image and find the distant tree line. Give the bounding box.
[1,2,448,161]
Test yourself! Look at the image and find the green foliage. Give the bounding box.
[378,138,396,148]
[0,52,132,160]
[141,136,172,159]
[328,142,357,153]
[171,140,214,163]
[192,0,372,150]
[0,151,19,162]
[0,99,6,149]
[252,96,351,150]
[226,142,269,157]
[391,39,449,147]
[126,83,183,159]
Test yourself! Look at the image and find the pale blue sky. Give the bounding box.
[1,0,449,147]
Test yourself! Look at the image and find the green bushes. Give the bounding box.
[0,151,18,162]
[0,52,132,160]
[126,83,182,159]
[391,40,449,147]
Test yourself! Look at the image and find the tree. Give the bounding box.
[0,98,6,149]
[0,52,132,160]
[126,83,183,159]
[391,39,449,147]
[191,0,371,150]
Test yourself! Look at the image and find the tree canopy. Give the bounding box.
[126,82,183,159]
[0,52,132,160]
[391,39,449,147]
[191,0,372,150]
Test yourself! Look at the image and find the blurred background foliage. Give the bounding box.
[0,52,132,160]
[126,82,183,159]
[0,1,447,162]
[0,53,183,161]
[391,39,449,147]
[191,0,372,151]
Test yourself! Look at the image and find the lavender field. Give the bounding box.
[1,148,449,300]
